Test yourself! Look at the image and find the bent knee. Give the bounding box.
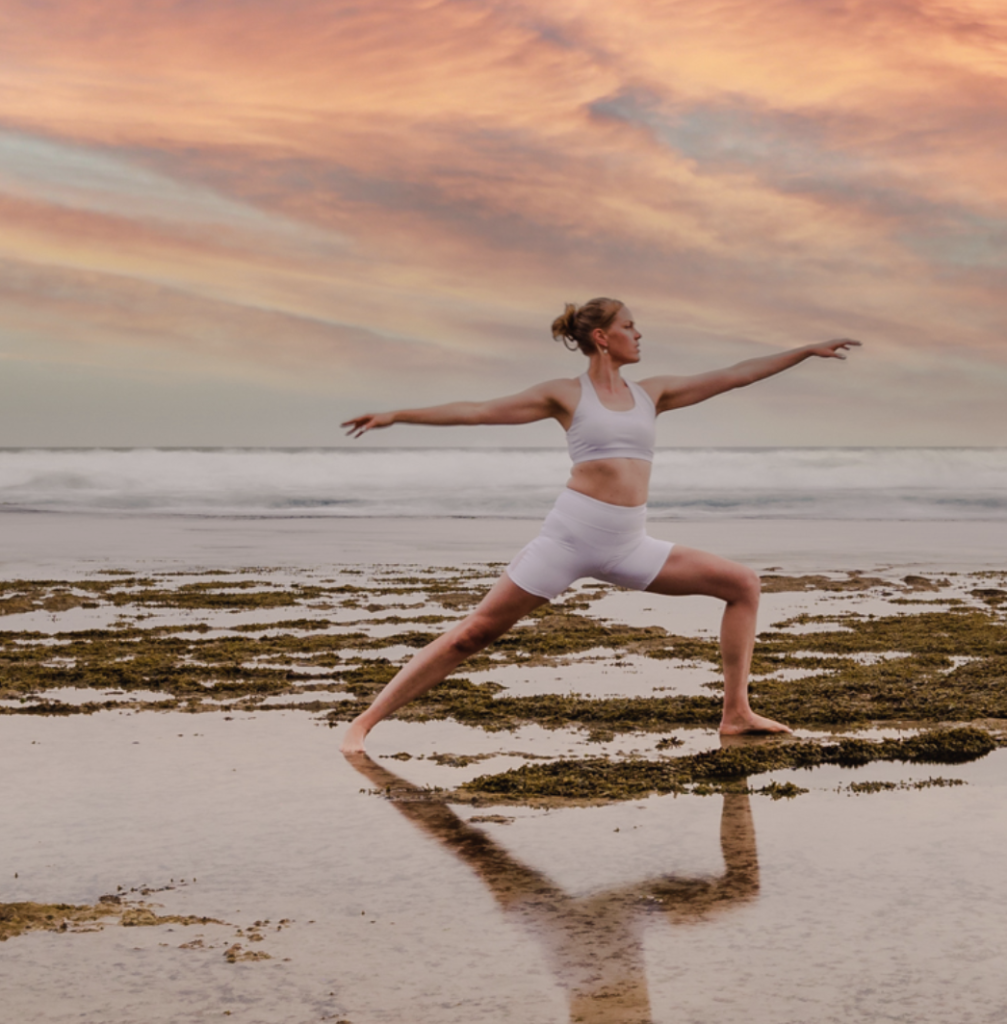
[728,565,761,605]
[449,618,502,657]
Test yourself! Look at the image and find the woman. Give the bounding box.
[340,298,859,753]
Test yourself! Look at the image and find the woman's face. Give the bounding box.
[597,306,641,364]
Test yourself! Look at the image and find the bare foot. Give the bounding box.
[719,711,792,736]
[340,720,370,754]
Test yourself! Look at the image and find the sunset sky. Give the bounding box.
[2,0,1005,447]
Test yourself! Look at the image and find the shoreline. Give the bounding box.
[2,512,1007,576]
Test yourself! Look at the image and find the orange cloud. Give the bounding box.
[1,0,1006,442]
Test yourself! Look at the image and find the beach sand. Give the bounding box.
[4,511,1007,573]
[1,514,1006,1023]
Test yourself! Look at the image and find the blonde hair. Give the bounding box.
[551,298,623,355]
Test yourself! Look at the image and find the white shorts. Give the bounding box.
[506,488,674,600]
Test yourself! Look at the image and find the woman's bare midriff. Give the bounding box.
[566,459,652,507]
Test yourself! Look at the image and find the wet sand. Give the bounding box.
[2,515,1006,1023]
[4,510,1007,574]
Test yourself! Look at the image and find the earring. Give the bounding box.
[600,347,609,355]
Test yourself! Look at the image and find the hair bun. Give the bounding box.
[551,303,579,348]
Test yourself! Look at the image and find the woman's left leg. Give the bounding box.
[340,573,548,754]
[645,546,790,734]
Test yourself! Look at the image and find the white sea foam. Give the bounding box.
[0,447,1005,519]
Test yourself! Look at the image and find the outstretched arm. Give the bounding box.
[341,379,573,438]
[646,339,861,413]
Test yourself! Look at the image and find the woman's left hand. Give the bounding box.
[808,339,862,359]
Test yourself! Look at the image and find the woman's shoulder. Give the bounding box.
[545,375,583,391]
[535,375,582,399]
[526,376,582,420]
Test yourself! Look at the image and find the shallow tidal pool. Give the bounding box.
[2,708,1007,1024]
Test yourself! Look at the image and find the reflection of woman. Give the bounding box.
[341,299,859,752]
[346,753,760,1022]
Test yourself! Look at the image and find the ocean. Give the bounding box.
[1,447,1005,521]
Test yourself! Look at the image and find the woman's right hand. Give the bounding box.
[805,338,862,359]
[341,412,394,438]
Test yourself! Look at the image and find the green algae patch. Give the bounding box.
[846,777,967,794]
[324,676,724,735]
[759,572,892,593]
[0,901,117,940]
[7,568,1007,809]
[742,608,1007,726]
[755,781,809,800]
[0,900,222,941]
[0,577,325,615]
[224,942,272,963]
[759,572,951,594]
[457,727,998,801]
[492,611,671,659]
[427,751,498,767]
[0,572,481,619]
[5,569,1007,740]
[0,622,432,711]
[120,907,224,928]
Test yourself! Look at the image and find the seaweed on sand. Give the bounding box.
[457,727,998,801]
[3,571,1007,735]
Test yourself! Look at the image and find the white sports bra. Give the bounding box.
[566,373,657,464]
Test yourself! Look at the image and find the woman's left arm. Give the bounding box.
[645,339,861,413]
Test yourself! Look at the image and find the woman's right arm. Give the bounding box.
[342,379,575,438]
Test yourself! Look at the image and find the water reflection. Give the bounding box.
[347,754,760,1023]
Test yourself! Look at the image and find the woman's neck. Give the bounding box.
[587,358,628,395]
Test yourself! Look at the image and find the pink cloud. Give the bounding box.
[0,0,1005,441]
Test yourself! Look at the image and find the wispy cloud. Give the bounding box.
[1,0,1005,443]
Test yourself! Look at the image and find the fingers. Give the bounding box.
[821,338,862,359]
[340,415,375,438]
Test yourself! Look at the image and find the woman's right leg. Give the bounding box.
[645,545,790,735]
[340,574,548,753]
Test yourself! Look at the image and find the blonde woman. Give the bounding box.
[340,299,859,753]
